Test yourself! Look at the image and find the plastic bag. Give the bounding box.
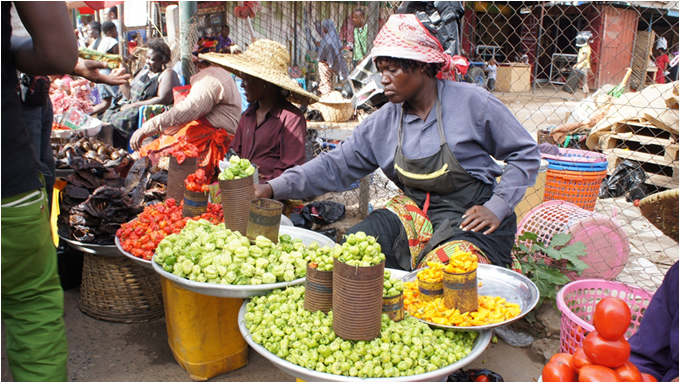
[301,201,346,226]
[494,325,536,347]
[598,160,648,200]
[448,368,504,382]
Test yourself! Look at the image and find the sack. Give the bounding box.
[19,73,50,106]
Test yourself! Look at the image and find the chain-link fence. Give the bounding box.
[186,2,677,291]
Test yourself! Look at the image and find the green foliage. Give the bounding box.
[512,232,589,307]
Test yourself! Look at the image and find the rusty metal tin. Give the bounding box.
[304,266,333,314]
[443,268,478,313]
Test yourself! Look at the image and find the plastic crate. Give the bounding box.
[556,279,653,354]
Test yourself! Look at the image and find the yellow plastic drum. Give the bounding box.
[161,278,248,381]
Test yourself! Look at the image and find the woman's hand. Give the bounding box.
[459,205,501,235]
[130,122,157,151]
[120,103,136,111]
[129,128,150,152]
[254,183,273,199]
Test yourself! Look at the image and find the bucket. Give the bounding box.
[417,277,443,303]
[167,156,197,205]
[161,277,248,381]
[304,266,333,314]
[544,169,607,212]
[219,176,255,236]
[382,293,404,322]
[246,199,284,242]
[182,189,208,218]
[443,268,478,313]
[332,259,384,341]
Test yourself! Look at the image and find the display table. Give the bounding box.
[497,63,532,93]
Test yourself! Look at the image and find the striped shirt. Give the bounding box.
[145,66,241,134]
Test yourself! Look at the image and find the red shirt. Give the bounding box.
[231,99,307,183]
[656,54,669,84]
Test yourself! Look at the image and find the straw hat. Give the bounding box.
[639,188,679,242]
[200,39,319,105]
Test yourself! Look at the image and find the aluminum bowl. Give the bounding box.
[115,236,153,269]
[401,263,540,330]
[151,226,335,299]
[59,236,123,257]
[238,299,491,382]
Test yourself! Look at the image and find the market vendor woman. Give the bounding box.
[130,40,242,181]
[254,14,540,270]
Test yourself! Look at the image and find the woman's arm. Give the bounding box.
[11,2,78,75]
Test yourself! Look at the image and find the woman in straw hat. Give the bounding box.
[201,39,319,183]
[254,14,540,270]
[129,39,242,181]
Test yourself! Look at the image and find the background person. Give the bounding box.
[254,14,540,270]
[100,38,180,148]
[573,31,592,98]
[486,58,497,92]
[202,39,319,183]
[317,19,348,95]
[351,8,368,68]
[217,24,233,53]
[87,20,118,55]
[131,41,242,182]
[655,47,670,84]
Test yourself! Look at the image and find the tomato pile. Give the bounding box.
[185,169,210,192]
[115,198,223,260]
[542,296,657,382]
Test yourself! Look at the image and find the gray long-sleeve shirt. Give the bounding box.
[269,79,540,222]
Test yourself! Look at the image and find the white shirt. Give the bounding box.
[89,36,118,54]
[487,64,497,80]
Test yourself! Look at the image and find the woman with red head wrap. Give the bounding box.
[255,14,540,270]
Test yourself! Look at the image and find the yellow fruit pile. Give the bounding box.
[444,245,478,274]
[416,262,445,283]
[403,281,521,326]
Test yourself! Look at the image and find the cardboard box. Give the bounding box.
[497,63,532,92]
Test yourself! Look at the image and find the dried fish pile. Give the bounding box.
[58,162,143,244]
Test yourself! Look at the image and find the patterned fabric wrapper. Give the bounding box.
[384,195,433,270]
[370,14,454,80]
[418,240,490,270]
[78,47,122,69]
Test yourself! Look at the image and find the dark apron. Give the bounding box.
[392,87,517,270]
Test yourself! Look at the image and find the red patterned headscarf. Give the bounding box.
[371,14,454,80]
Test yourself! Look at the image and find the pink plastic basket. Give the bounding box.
[516,200,630,281]
[540,148,608,164]
[556,279,653,354]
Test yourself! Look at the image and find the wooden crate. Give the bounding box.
[497,63,531,93]
[598,121,679,191]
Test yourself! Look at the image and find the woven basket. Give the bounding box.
[639,188,679,242]
[78,253,164,323]
[537,129,557,145]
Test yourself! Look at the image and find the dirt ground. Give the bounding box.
[1,286,546,382]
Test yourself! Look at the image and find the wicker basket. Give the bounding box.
[78,253,164,323]
[537,129,557,145]
[313,91,354,122]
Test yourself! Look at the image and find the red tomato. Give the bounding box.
[633,199,640,207]
[578,365,621,382]
[593,297,631,340]
[543,361,577,382]
[583,332,630,368]
[571,347,594,371]
[614,361,642,382]
[550,353,573,367]
[640,373,658,382]
[475,375,490,382]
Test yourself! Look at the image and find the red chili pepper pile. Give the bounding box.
[115,198,223,260]
[161,136,199,164]
[185,168,210,192]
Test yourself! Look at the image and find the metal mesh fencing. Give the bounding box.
[203,2,677,291]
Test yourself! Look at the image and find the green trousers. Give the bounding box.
[1,187,68,382]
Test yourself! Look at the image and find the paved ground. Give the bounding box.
[1,286,544,382]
